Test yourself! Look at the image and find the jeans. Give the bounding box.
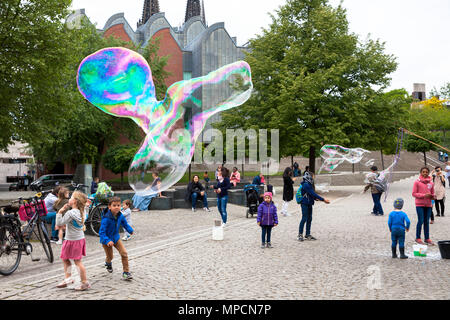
[191,192,209,209]
[416,206,431,240]
[261,225,273,243]
[435,199,445,216]
[43,211,57,238]
[299,204,313,236]
[391,228,406,248]
[371,193,384,215]
[217,195,228,224]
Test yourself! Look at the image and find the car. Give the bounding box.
[30,174,74,192]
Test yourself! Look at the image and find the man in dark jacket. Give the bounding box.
[298,172,330,242]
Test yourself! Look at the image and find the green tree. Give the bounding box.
[0,0,74,150]
[217,0,397,173]
[103,144,139,189]
[404,131,441,166]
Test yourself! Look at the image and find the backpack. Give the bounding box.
[295,184,304,204]
[433,175,446,188]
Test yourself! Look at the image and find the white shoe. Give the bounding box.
[122,236,130,241]
[222,223,227,227]
[192,208,196,212]
[56,240,63,245]
[203,207,211,212]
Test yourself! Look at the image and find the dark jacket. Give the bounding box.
[283,176,294,202]
[91,181,98,194]
[300,181,324,206]
[252,175,262,185]
[214,178,232,198]
[99,210,134,245]
[257,201,278,226]
[185,181,206,202]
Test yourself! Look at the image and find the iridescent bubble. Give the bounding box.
[77,47,253,196]
[318,145,370,173]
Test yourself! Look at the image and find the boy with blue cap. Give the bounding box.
[388,198,411,259]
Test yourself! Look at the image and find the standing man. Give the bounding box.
[365,166,384,216]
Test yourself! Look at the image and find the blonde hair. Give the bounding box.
[54,187,69,210]
[72,191,87,230]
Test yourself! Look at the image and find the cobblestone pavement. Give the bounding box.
[1,176,449,300]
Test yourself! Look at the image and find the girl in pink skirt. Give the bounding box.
[55,191,91,291]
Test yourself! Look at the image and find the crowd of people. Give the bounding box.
[33,157,447,292]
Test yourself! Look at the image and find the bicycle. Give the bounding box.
[0,194,54,276]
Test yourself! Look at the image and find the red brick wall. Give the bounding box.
[152,28,183,87]
[103,24,132,42]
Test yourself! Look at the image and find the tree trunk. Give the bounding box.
[309,146,316,173]
[380,149,385,170]
[352,163,355,174]
[95,139,106,178]
[291,155,294,168]
[424,151,427,166]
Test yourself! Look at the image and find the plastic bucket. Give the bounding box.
[438,241,450,259]
[212,220,223,241]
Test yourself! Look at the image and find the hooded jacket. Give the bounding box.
[257,201,278,226]
[412,176,435,208]
[99,210,134,245]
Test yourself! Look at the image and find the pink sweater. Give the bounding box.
[412,176,435,208]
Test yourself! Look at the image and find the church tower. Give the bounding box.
[185,0,206,25]
[137,0,160,28]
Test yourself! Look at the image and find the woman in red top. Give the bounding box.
[412,167,436,245]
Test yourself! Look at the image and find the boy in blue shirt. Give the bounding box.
[388,198,411,259]
[99,197,134,280]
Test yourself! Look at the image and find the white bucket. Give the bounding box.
[212,220,223,241]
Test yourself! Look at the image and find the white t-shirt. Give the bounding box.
[446,166,450,179]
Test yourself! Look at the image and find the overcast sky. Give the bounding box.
[70,0,450,95]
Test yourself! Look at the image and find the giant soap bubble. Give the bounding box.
[77,47,253,196]
[318,145,371,174]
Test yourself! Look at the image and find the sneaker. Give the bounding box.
[56,239,63,245]
[222,223,227,227]
[298,234,304,242]
[192,208,196,212]
[415,239,425,245]
[203,208,211,212]
[105,262,113,273]
[425,239,435,246]
[306,235,317,241]
[261,243,266,249]
[50,237,58,243]
[266,243,273,248]
[123,272,133,280]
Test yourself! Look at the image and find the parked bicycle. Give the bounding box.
[0,194,54,276]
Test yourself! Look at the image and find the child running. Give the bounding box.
[257,192,278,249]
[388,198,411,259]
[99,197,134,280]
[121,200,133,241]
[55,191,91,291]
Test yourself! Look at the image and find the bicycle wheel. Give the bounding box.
[0,224,22,276]
[37,221,54,263]
[88,204,106,237]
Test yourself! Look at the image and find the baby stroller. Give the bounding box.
[244,184,260,219]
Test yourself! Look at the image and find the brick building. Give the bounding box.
[66,0,248,181]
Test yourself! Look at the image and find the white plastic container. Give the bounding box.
[212,220,223,241]
[413,244,428,257]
